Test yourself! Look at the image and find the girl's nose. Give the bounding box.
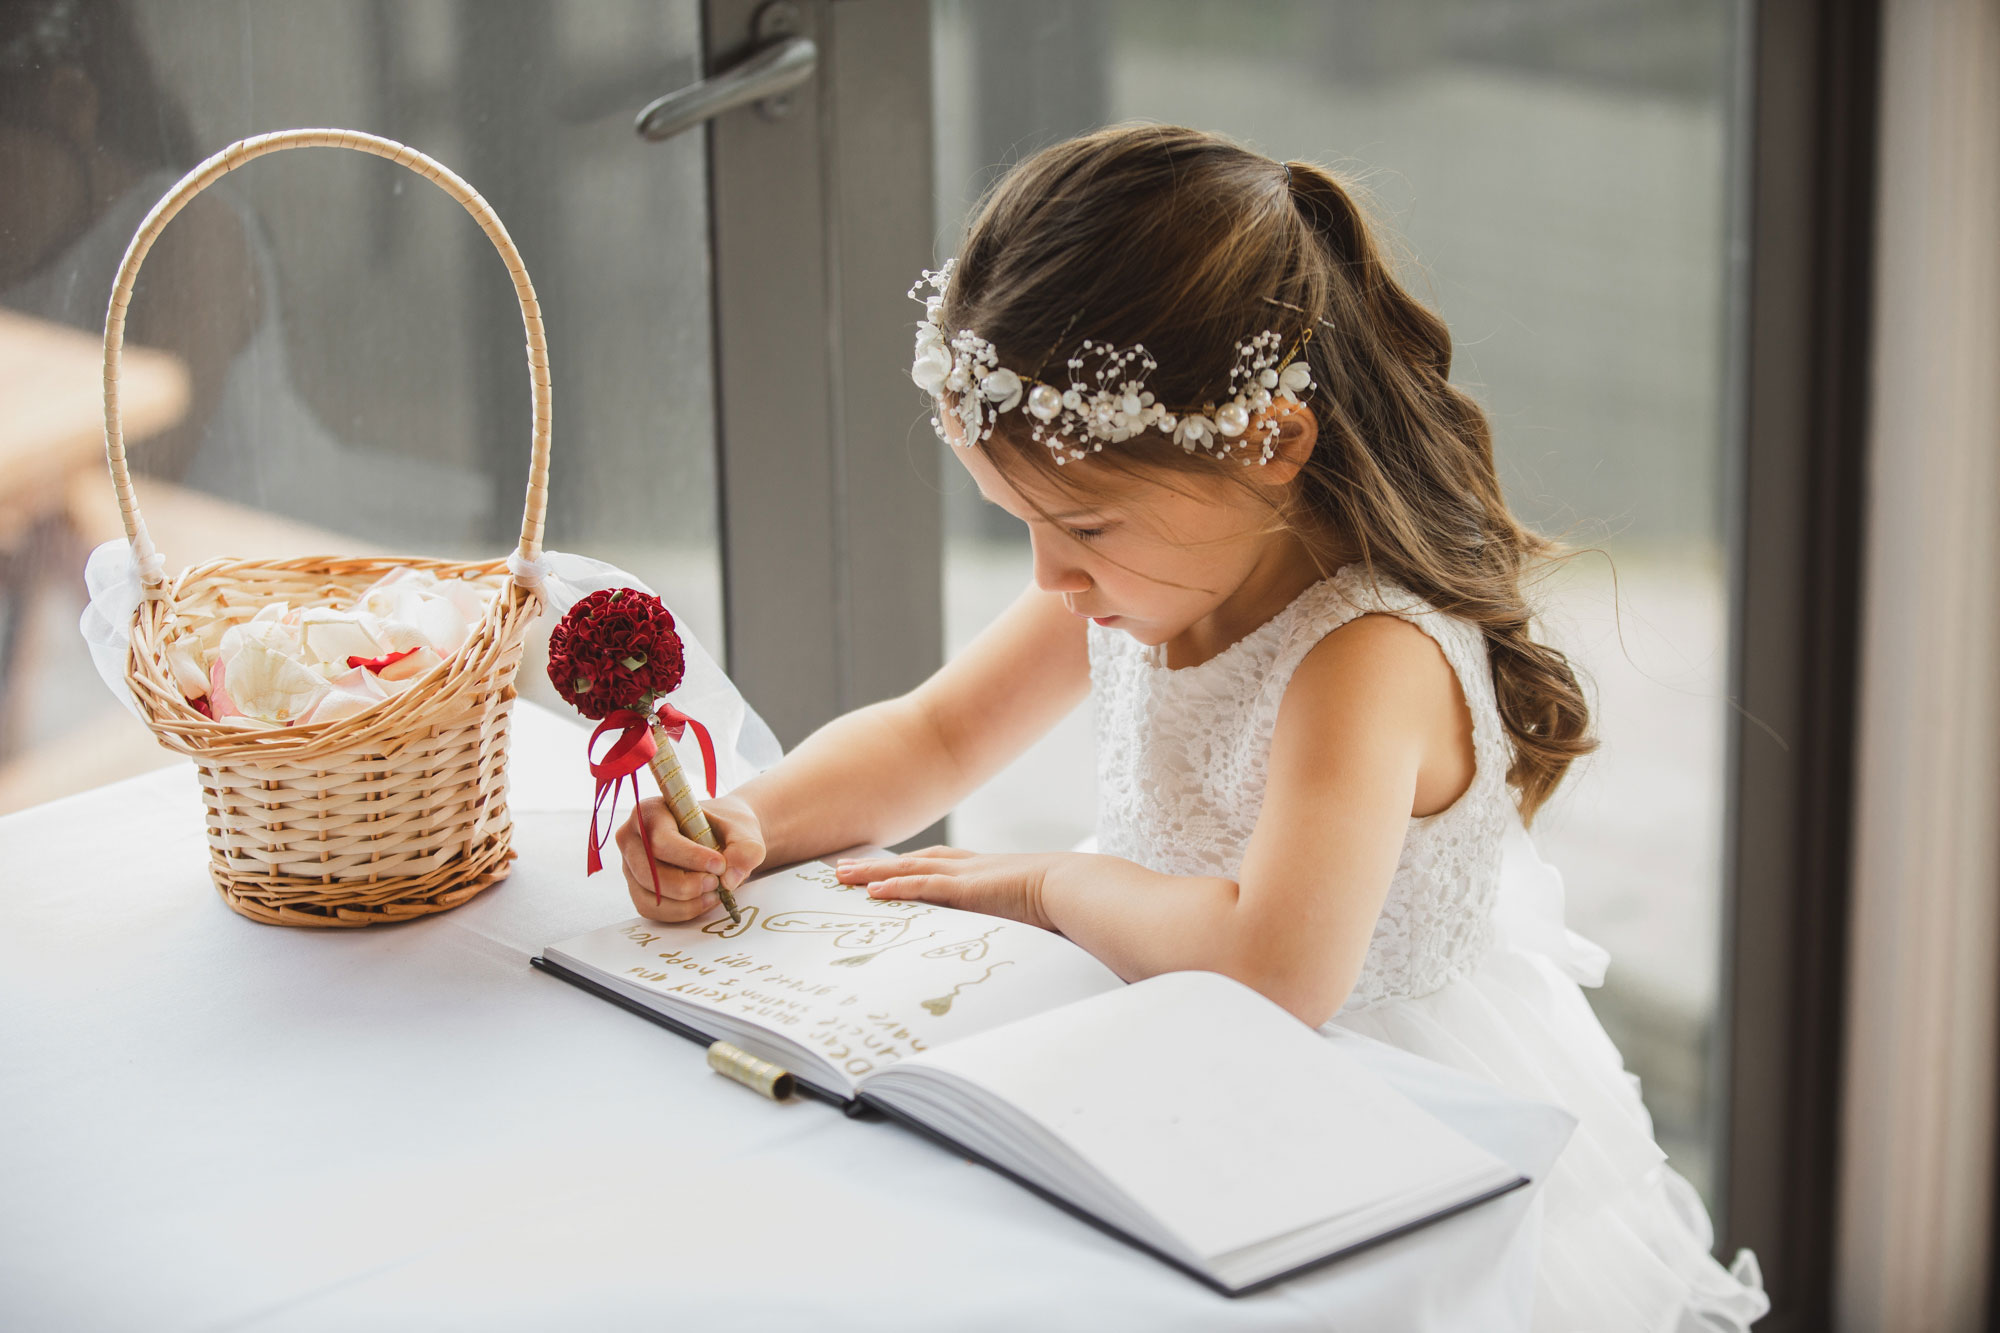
[1029,533,1090,594]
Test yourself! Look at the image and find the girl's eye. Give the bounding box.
[1068,526,1107,543]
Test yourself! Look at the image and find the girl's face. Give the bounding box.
[942,404,1316,652]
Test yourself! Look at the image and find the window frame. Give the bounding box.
[1715,0,1880,1326]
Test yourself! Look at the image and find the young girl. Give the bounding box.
[616,123,1769,1330]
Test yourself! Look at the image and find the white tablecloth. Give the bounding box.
[0,701,1573,1332]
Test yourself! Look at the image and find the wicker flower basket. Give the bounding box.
[101,128,552,928]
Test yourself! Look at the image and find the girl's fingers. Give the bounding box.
[717,838,763,891]
[621,832,716,902]
[632,885,721,924]
[700,803,765,890]
[838,855,951,882]
[610,799,729,877]
[866,875,945,903]
[608,797,774,904]
[613,800,717,901]
[638,799,724,872]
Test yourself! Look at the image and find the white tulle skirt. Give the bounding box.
[1322,817,1770,1332]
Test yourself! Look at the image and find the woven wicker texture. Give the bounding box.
[102,129,552,927]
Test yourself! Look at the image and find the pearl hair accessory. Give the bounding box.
[908,258,1320,466]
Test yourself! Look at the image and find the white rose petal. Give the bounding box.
[298,609,384,670]
[219,619,301,668]
[300,666,389,725]
[373,618,429,654]
[304,693,375,725]
[433,578,494,626]
[378,646,443,684]
[166,641,209,698]
[359,586,464,656]
[408,594,468,655]
[355,568,438,620]
[224,639,330,725]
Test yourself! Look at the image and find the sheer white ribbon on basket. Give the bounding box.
[79,539,787,798]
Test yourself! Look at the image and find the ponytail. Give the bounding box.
[1281,158,1597,823]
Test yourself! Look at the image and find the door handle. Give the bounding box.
[634,32,817,141]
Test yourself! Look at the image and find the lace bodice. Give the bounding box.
[1087,565,1516,1013]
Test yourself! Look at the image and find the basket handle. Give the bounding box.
[102,128,553,594]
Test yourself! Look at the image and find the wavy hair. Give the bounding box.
[932,122,1595,823]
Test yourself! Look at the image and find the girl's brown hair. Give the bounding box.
[934,121,1594,823]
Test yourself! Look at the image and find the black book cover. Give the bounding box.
[530,953,1530,1298]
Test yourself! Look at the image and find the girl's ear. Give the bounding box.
[1252,400,1319,486]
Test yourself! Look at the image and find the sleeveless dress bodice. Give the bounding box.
[1081,562,1770,1331]
[1088,563,1511,1013]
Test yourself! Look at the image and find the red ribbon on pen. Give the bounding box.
[652,699,718,801]
[584,703,718,903]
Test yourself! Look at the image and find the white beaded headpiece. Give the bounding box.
[909,257,1321,466]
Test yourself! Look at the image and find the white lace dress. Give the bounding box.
[1084,564,1769,1332]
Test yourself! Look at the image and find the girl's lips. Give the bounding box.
[1092,615,1118,625]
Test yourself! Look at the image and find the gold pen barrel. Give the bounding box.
[644,717,742,924]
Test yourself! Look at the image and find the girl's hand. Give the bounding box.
[834,845,1063,932]
[615,793,768,923]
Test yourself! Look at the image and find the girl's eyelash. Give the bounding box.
[1068,526,1107,542]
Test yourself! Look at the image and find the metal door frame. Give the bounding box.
[703,0,943,843]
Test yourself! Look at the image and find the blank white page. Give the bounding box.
[893,969,1512,1262]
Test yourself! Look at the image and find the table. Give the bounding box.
[0,306,189,545]
[0,700,1573,1331]
[0,308,188,758]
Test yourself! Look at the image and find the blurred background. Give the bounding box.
[0,0,1742,1205]
[2,2,1992,1328]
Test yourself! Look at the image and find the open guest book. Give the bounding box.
[532,854,1529,1297]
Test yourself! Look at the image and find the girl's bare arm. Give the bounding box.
[731,578,1090,867]
[1036,613,1469,1026]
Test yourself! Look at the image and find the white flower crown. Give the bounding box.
[908,258,1320,466]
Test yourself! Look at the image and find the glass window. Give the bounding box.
[0,0,717,801]
[932,0,1742,1208]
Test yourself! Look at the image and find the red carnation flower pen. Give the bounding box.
[547,588,740,925]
